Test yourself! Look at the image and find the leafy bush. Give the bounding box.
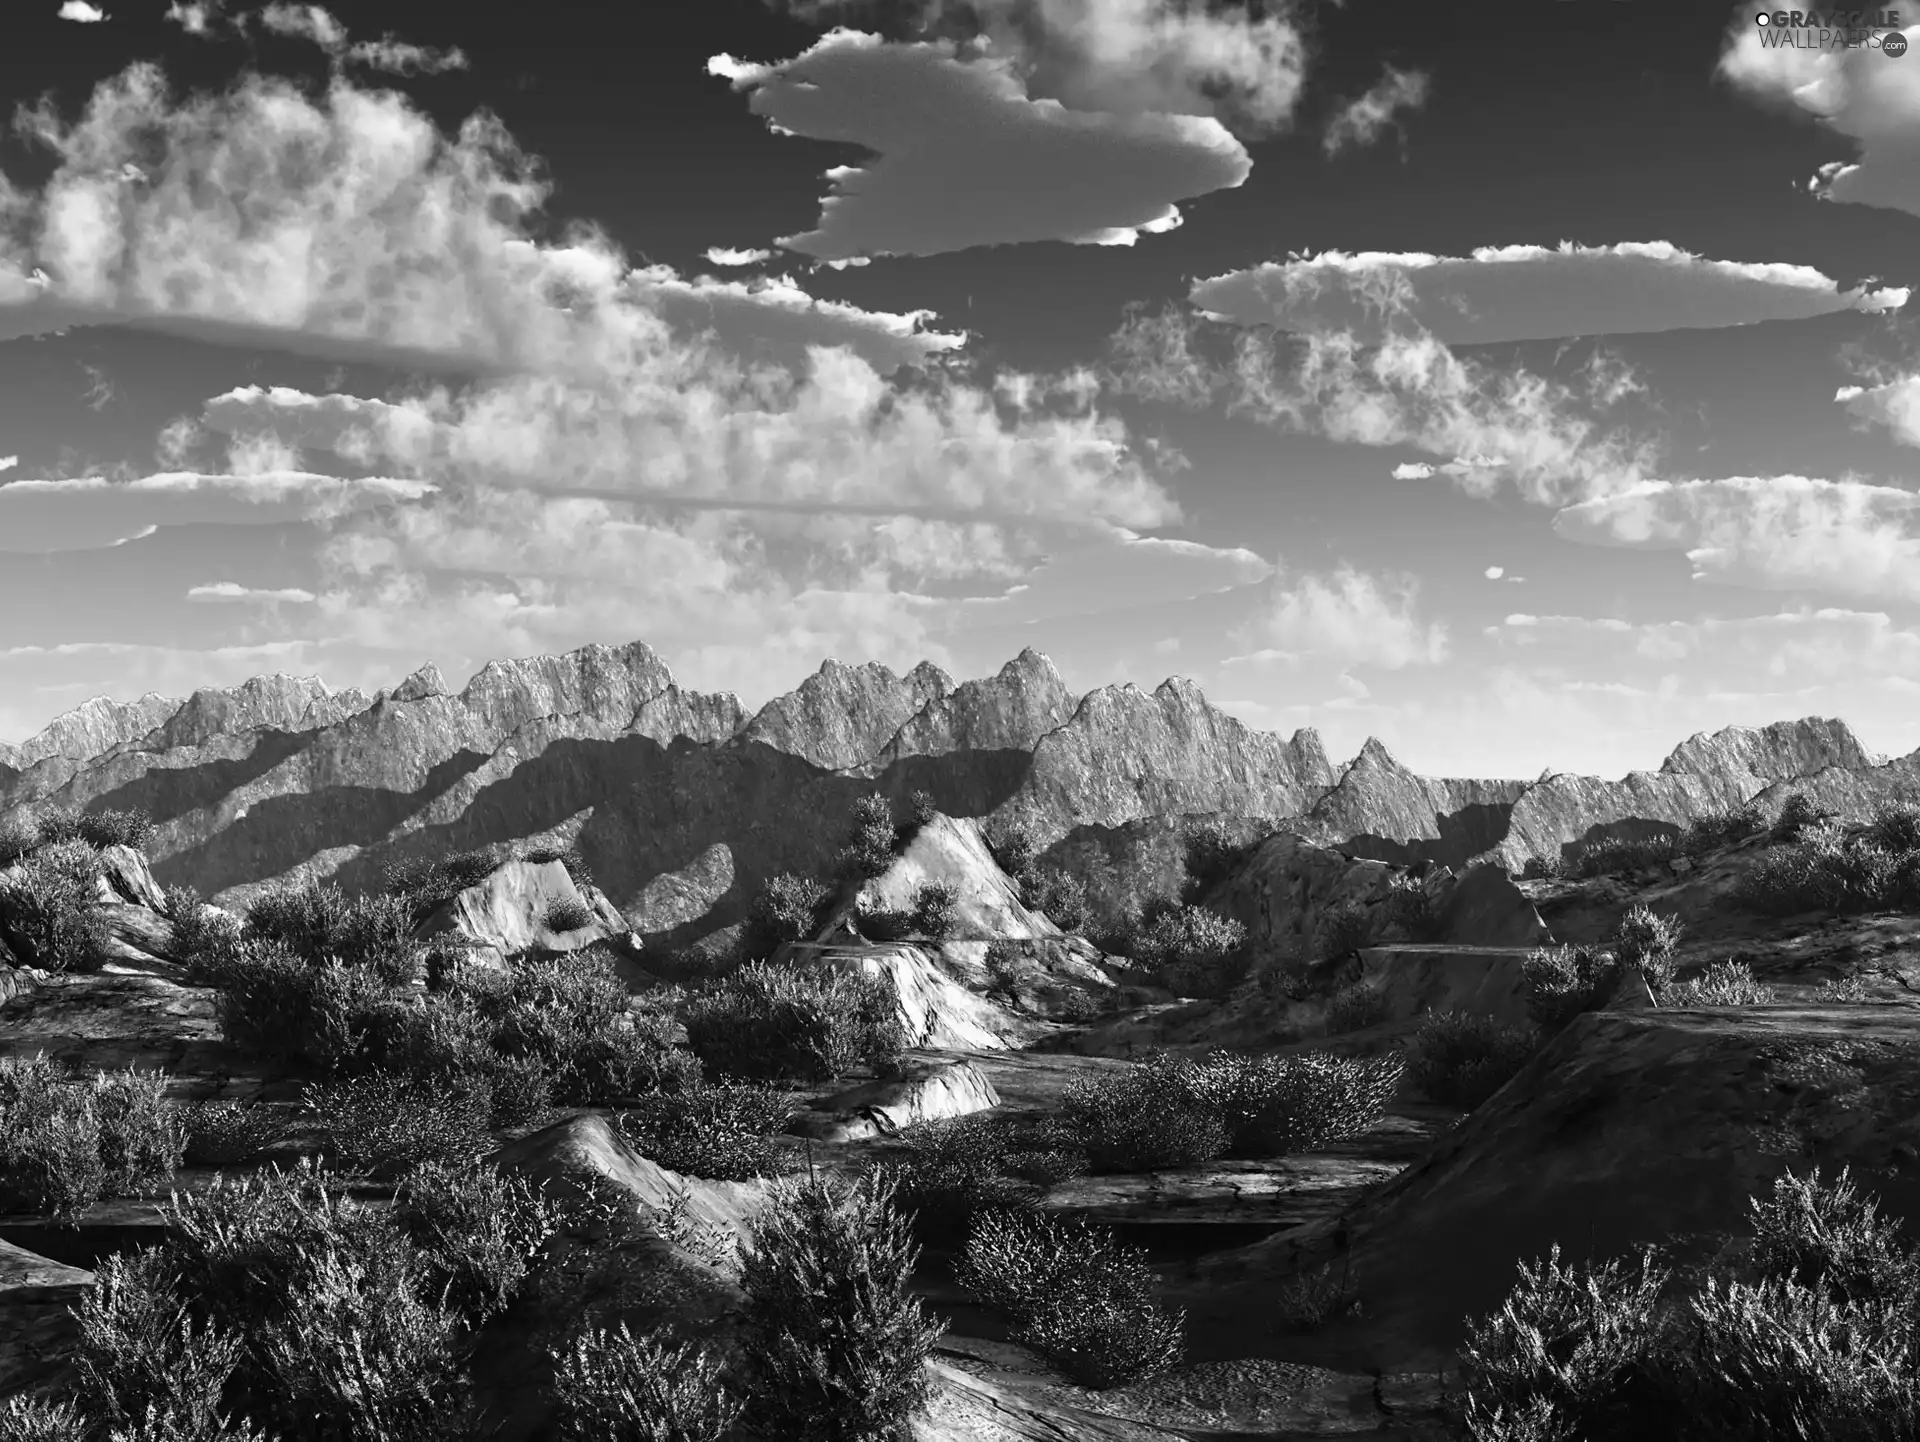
[545,896,596,933]
[1023,865,1088,932]
[1665,959,1772,1007]
[178,1100,286,1168]
[1403,1011,1539,1109]
[955,1208,1183,1389]
[736,1168,943,1441]
[1181,818,1257,900]
[1318,899,1373,961]
[1059,1055,1229,1173]
[680,960,906,1082]
[1325,980,1389,1034]
[244,882,420,983]
[1122,903,1249,998]
[1680,803,1768,856]
[908,789,940,828]
[1521,944,1624,1031]
[1770,793,1835,844]
[1182,1049,1404,1158]
[475,953,698,1104]
[297,1072,494,1180]
[549,1321,741,1442]
[1270,1258,1365,1335]
[616,1080,798,1180]
[910,880,958,938]
[744,872,830,959]
[0,1056,185,1217]
[836,792,900,884]
[0,811,43,868]
[0,839,109,972]
[0,1395,91,1440]
[879,1113,1047,1242]
[382,847,503,916]
[207,943,397,1075]
[521,843,594,890]
[984,817,1040,884]
[1571,832,1676,878]
[1868,801,1920,855]
[1386,873,1442,942]
[77,808,159,852]
[1732,818,1913,917]
[1614,903,1685,991]
[390,1159,557,1326]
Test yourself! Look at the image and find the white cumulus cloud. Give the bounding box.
[1323,66,1430,157]
[58,1,108,21]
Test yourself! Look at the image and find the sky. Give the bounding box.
[3,0,1920,780]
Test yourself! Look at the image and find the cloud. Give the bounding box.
[1719,6,1920,218]
[1323,66,1429,157]
[58,1,108,21]
[187,581,318,603]
[1553,474,1920,601]
[1837,376,1920,446]
[255,4,468,74]
[768,0,1310,138]
[163,1,221,34]
[1188,241,1907,347]
[1484,565,1503,579]
[0,456,16,473]
[705,247,774,267]
[951,530,1272,626]
[629,266,967,374]
[1226,561,1449,670]
[0,470,436,552]
[1109,306,1658,507]
[708,30,1250,261]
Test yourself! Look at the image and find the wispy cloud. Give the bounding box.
[163,0,222,34]
[1226,561,1449,670]
[187,581,318,604]
[1323,66,1430,157]
[705,247,774,267]
[709,31,1250,261]
[1190,242,1906,347]
[0,456,16,474]
[255,3,468,74]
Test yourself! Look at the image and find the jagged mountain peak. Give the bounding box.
[389,662,450,704]
[739,656,954,771]
[1659,716,1876,784]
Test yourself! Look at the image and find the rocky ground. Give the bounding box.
[3,808,1918,1440]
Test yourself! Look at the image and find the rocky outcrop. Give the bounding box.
[415,859,627,957]
[1749,750,1920,821]
[1485,768,1763,871]
[1300,738,1528,871]
[0,694,180,773]
[874,649,1079,765]
[138,675,368,753]
[787,1056,1002,1144]
[0,1239,91,1394]
[1660,717,1879,784]
[848,814,1058,942]
[738,659,952,771]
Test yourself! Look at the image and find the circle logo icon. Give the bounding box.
[1755,9,1770,20]
[1886,31,1910,54]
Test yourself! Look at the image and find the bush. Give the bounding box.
[391,1159,557,1327]
[76,809,158,852]
[681,960,905,1083]
[908,789,940,828]
[984,817,1040,884]
[1270,1258,1365,1335]
[244,882,420,982]
[207,943,397,1075]
[178,1100,286,1168]
[1386,873,1441,942]
[521,843,594,890]
[1318,899,1373,961]
[743,872,830,960]
[0,1395,90,1440]
[1181,819,1253,900]
[1665,959,1772,1006]
[1521,944,1623,1031]
[1059,1056,1228,1173]
[0,812,42,868]
[1771,793,1834,844]
[879,1113,1047,1242]
[0,839,109,972]
[1023,866,1088,932]
[297,1072,494,1180]
[1124,904,1248,998]
[736,1168,943,1441]
[1680,803,1768,856]
[1183,1049,1404,1158]
[383,847,502,916]
[1325,980,1389,1034]
[0,1056,185,1217]
[1732,821,1907,917]
[1614,903,1685,991]
[478,953,698,1104]
[1403,1011,1539,1109]
[835,792,900,884]
[1571,832,1676,878]
[1868,801,1920,856]
[908,880,958,938]
[955,1208,1183,1389]
[549,1321,741,1442]
[616,1080,798,1180]
[545,896,596,933]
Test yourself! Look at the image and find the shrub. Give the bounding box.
[178,1100,285,1167]
[681,960,905,1082]
[1325,980,1389,1034]
[1521,944,1623,1031]
[835,792,900,884]
[478,952,699,1104]
[384,848,502,916]
[1125,904,1248,998]
[908,880,958,939]
[1183,1049,1403,1158]
[743,872,830,960]
[1181,819,1253,901]
[984,817,1040,884]
[0,839,108,972]
[1518,853,1566,882]
[1386,873,1441,942]
[1270,1258,1365,1335]
[1733,823,1905,916]
[1665,959,1772,1007]
[549,1321,741,1442]
[391,1159,557,1327]
[1318,899,1373,961]
[736,1168,944,1441]
[1868,801,1920,856]
[1023,865,1088,932]
[1571,832,1676,878]
[545,896,596,933]
[77,808,158,852]
[297,1072,494,1180]
[208,943,397,1075]
[1403,1011,1539,1109]
[0,811,42,868]
[1741,1165,1920,1309]
[955,1208,1183,1389]
[880,1113,1044,1242]
[1770,793,1834,844]
[0,1395,90,1440]
[1454,1242,1677,1442]
[616,1080,798,1181]
[908,789,940,829]
[0,1057,184,1217]
[1680,803,1768,856]
[1060,1055,1228,1173]
[1614,903,1685,991]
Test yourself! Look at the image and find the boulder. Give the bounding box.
[0,1239,92,1394]
[94,845,169,913]
[1429,862,1553,947]
[788,1057,1002,1144]
[849,814,1057,942]
[810,943,1028,1050]
[416,859,622,956]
